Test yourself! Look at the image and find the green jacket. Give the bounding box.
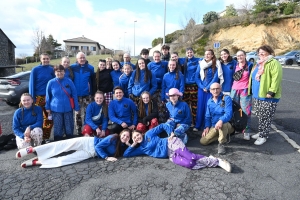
[248,58,282,99]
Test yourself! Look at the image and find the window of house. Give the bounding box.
[91,46,96,51]
[81,46,89,50]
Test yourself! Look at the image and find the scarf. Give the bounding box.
[199,59,224,85]
[255,55,273,81]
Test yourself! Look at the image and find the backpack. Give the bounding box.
[222,95,248,132]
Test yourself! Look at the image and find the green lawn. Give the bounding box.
[18,54,138,72]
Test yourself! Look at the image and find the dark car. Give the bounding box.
[274,50,300,65]
[0,71,31,106]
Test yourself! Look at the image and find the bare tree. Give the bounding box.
[180,10,203,45]
[238,0,254,15]
[18,53,27,59]
[31,28,44,56]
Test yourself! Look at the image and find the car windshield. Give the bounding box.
[4,71,29,78]
[284,51,298,56]
[247,52,255,55]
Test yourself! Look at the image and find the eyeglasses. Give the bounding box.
[210,88,220,91]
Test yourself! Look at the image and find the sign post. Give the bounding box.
[214,42,220,58]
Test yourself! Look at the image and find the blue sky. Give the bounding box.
[1,0,253,57]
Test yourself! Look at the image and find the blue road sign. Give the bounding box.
[214,42,220,49]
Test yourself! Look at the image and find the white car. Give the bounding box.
[246,52,258,63]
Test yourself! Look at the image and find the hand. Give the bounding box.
[131,141,138,147]
[106,157,117,162]
[176,124,180,128]
[24,136,31,143]
[46,110,51,115]
[203,88,207,92]
[202,128,209,137]
[96,128,102,137]
[121,122,128,128]
[168,132,175,142]
[146,121,150,126]
[125,141,131,146]
[128,125,135,130]
[266,94,272,98]
[215,120,223,130]
[24,127,31,137]
[75,111,79,115]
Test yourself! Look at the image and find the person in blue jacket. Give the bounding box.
[119,64,133,98]
[82,91,109,137]
[123,124,232,172]
[200,83,234,155]
[13,93,43,149]
[108,86,138,134]
[161,59,185,102]
[71,52,95,135]
[16,129,131,168]
[219,49,236,95]
[120,53,136,70]
[45,65,80,141]
[165,88,191,144]
[178,48,201,126]
[194,49,223,132]
[111,60,122,88]
[29,53,55,140]
[128,58,157,104]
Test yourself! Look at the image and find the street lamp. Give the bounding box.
[163,0,166,45]
[124,32,126,51]
[134,20,137,56]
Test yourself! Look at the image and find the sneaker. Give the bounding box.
[218,158,232,173]
[244,132,250,140]
[251,133,260,140]
[16,146,34,159]
[218,143,226,154]
[190,124,194,128]
[254,137,267,145]
[193,128,199,132]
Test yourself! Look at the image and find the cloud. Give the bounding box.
[0,0,180,57]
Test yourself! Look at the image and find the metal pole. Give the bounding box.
[134,20,137,56]
[124,32,126,51]
[119,38,121,50]
[163,0,166,45]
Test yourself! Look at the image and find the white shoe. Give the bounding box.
[254,137,267,145]
[218,158,232,173]
[251,133,260,140]
[244,133,250,140]
[193,128,199,132]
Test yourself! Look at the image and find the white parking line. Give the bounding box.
[271,124,300,153]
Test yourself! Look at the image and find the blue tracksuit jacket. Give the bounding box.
[119,72,132,98]
[161,71,185,101]
[166,100,191,126]
[85,101,108,131]
[123,123,173,158]
[195,65,219,90]
[111,69,122,88]
[70,61,95,97]
[147,61,168,89]
[108,97,138,126]
[204,94,233,128]
[178,57,202,85]
[13,106,43,139]
[45,77,79,112]
[29,65,55,100]
[128,70,157,96]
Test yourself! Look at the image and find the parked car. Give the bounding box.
[0,71,31,106]
[233,51,259,63]
[246,51,258,63]
[275,50,300,65]
[296,57,300,66]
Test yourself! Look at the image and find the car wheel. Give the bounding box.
[6,101,19,106]
[249,58,254,63]
[286,59,293,65]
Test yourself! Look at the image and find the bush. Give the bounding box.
[284,3,296,15]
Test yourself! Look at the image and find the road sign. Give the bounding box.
[214,42,220,49]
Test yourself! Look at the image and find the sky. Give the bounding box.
[1,0,254,57]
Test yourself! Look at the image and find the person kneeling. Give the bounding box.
[200,83,234,154]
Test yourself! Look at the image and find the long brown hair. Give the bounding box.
[135,58,152,83]
[62,56,74,80]
[138,91,153,119]
[19,93,36,120]
[168,59,180,80]
[110,129,131,157]
[94,90,108,117]
[205,49,217,77]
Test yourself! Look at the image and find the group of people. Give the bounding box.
[13,44,282,172]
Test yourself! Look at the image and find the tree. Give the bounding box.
[239,0,254,15]
[252,0,278,14]
[180,11,203,44]
[203,11,219,25]
[31,28,44,56]
[224,4,238,17]
[46,34,61,50]
[152,37,163,47]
